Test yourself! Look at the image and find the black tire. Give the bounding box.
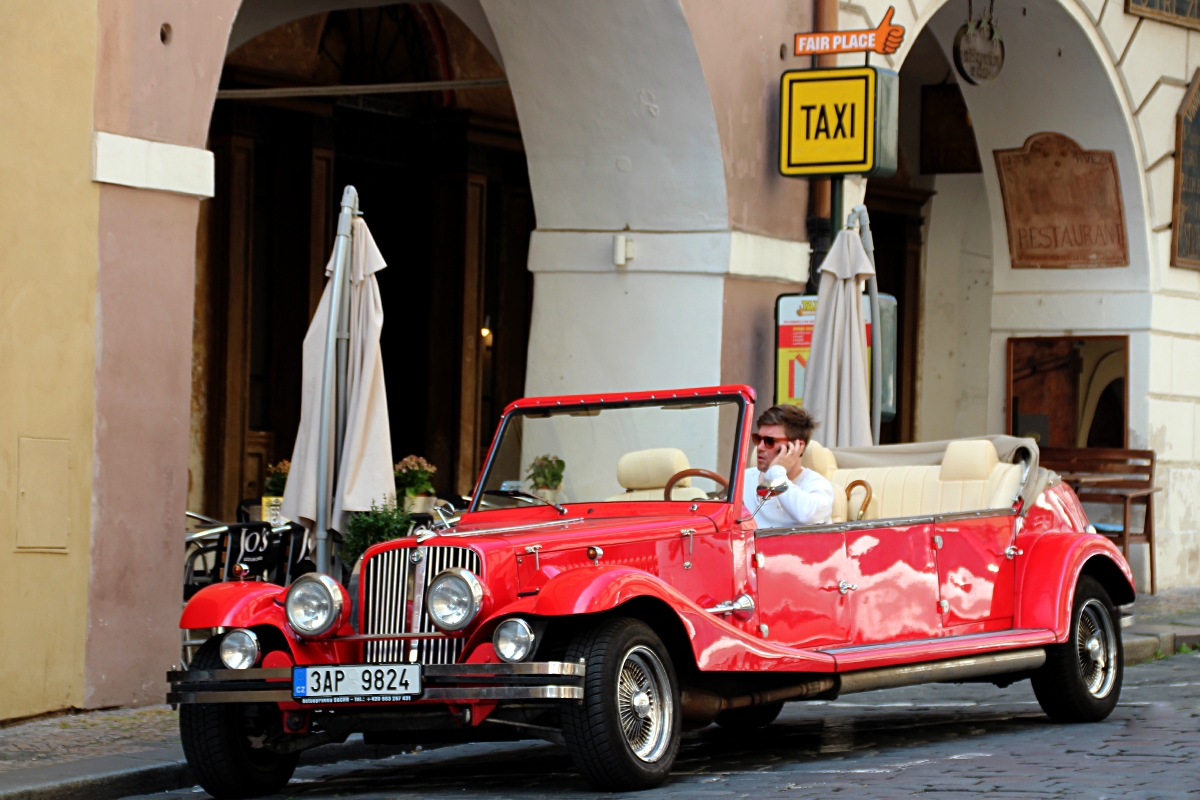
[715,701,784,731]
[1031,575,1123,723]
[561,618,681,790]
[179,638,299,799]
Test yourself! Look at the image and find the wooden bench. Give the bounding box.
[1039,447,1160,594]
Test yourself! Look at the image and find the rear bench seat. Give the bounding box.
[800,439,1022,523]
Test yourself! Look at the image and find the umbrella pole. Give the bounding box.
[315,185,359,576]
[848,204,883,446]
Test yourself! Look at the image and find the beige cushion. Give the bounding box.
[939,440,1000,482]
[830,459,1022,520]
[616,448,691,490]
[801,439,838,480]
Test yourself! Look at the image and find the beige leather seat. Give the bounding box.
[605,448,710,502]
[800,440,848,522]
[799,439,1023,522]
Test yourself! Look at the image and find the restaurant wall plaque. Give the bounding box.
[1126,0,1200,32]
[994,132,1128,269]
[1171,70,1200,270]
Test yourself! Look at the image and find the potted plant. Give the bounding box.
[526,454,565,504]
[395,455,437,514]
[341,498,411,567]
[262,460,290,524]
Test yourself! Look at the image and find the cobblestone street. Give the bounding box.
[123,651,1200,800]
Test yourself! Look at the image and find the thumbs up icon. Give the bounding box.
[872,7,905,55]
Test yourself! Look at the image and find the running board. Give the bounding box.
[836,648,1047,695]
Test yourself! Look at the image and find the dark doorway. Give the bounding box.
[1006,337,1128,449]
[196,5,534,520]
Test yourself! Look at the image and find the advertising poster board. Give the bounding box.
[775,295,819,406]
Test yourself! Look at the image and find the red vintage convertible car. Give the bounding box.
[171,385,1134,796]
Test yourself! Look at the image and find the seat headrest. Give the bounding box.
[801,439,837,479]
[617,448,691,490]
[940,440,1000,481]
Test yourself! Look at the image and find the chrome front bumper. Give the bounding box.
[166,661,585,704]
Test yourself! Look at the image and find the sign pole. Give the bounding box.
[830,175,844,236]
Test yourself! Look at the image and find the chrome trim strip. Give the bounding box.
[424,661,586,677]
[168,685,583,704]
[756,507,1016,538]
[820,628,1051,656]
[428,518,587,538]
[167,668,290,682]
[169,690,295,703]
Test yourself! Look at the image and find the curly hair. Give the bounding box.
[755,405,819,444]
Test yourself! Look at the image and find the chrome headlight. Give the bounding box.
[285,573,344,637]
[493,618,535,663]
[426,568,484,632]
[219,628,260,669]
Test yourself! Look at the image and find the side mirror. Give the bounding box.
[756,476,790,499]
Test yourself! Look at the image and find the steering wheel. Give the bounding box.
[664,469,729,501]
[845,479,873,521]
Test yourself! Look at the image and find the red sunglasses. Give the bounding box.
[751,434,797,448]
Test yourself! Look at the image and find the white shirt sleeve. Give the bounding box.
[761,465,835,526]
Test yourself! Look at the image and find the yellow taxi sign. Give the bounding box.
[779,66,898,177]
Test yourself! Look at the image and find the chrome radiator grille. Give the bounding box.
[361,545,482,665]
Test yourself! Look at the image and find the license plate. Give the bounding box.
[292,664,422,703]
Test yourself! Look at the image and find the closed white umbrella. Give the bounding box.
[802,228,875,448]
[283,204,394,566]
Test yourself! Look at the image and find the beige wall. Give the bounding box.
[0,0,99,719]
[683,0,811,241]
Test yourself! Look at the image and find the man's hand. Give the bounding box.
[769,439,804,478]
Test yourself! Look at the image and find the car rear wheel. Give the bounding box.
[179,637,299,799]
[1031,575,1123,723]
[716,701,784,731]
[561,618,681,790]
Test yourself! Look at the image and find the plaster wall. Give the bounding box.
[0,0,99,719]
[917,174,993,442]
[85,0,238,708]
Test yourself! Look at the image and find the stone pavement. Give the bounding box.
[0,707,178,774]
[122,652,1200,800]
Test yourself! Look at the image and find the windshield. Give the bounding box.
[472,397,745,511]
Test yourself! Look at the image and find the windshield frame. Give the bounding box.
[469,390,750,513]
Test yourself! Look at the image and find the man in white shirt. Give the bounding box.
[742,405,834,527]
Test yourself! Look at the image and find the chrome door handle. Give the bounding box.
[1004,545,1023,560]
[705,593,755,619]
[838,580,858,594]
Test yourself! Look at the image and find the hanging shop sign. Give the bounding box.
[793,7,906,56]
[1172,70,1200,270]
[994,132,1128,269]
[778,66,898,177]
[1126,0,1200,32]
[953,1,1004,84]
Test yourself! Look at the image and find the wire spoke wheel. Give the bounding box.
[1031,575,1123,723]
[561,618,681,790]
[1075,597,1117,698]
[616,646,672,762]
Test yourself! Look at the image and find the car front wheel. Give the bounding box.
[1031,575,1123,722]
[179,637,299,799]
[561,617,681,790]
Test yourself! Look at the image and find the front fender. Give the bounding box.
[180,581,284,629]
[466,565,835,673]
[1015,531,1134,641]
[180,581,353,665]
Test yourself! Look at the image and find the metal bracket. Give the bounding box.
[524,544,542,570]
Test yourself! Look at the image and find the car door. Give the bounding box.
[933,511,1017,629]
[843,520,942,644]
[753,526,851,648]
